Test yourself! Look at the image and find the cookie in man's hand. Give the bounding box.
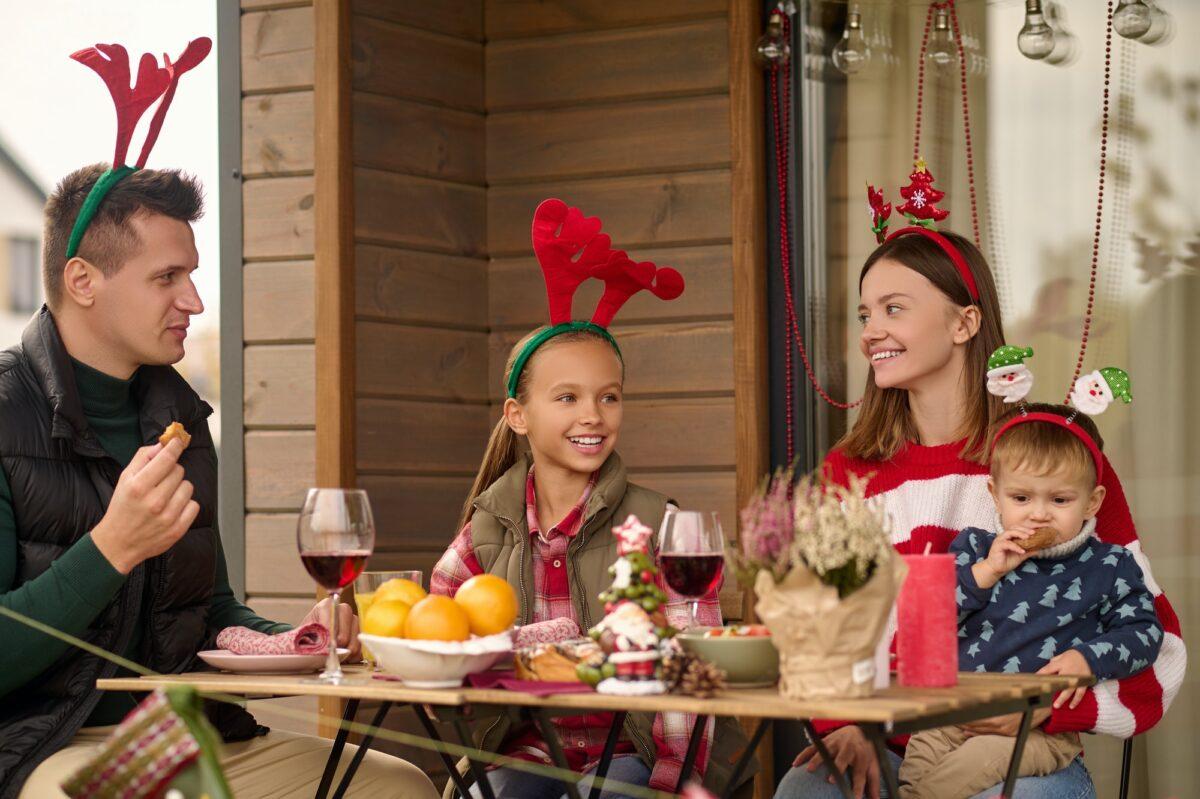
[158,422,192,450]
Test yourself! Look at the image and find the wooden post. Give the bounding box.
[314,0,355,739]
[729,0,773,794]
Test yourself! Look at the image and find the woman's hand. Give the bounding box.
[1038,648,1093,709]
[792,726,881,799]
[972,528,1034,589]
[301,597,362,661]
[960,706,1051,737]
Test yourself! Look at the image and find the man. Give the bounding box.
[0,164,437,798]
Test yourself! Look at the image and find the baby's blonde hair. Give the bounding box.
[989,403,1104,488]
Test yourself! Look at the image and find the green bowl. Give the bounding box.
[676,628,780,687]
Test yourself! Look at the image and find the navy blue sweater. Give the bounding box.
[952,527,1162,679]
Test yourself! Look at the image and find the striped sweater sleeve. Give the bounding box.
[1042,454,1186,738]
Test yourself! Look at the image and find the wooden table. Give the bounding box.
[99,668,1090,799]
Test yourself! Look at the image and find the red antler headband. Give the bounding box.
[867,158,979,303]
[65,38,212,260]
[990,412,1105,484]
[507,199,685,398]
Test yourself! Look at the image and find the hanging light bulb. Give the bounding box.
[1113,0,1152,39]
[832,6,871,75]
[1017,0,1055,60]
[927,6,956,71]
[755,7,790,67]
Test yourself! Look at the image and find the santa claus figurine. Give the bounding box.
[986,345,1035,403]
[1070,367,1132,416]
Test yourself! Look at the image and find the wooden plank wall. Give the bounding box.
[484,0,741,612]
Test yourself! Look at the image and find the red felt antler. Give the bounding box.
[590,251,684,328]
[71,44,170,168]
[136,38,212,168]
[531,198,617,325]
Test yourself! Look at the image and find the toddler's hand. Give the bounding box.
[1038,648,1093,709]
[981,528,1034,581]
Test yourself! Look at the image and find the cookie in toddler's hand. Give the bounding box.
[1018,526,1058,553]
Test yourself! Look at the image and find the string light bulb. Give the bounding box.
[1113,0,1152,40]
[1017,0,1055,60]
[755,7,791,67]
[832,6,871,75]
[927,6,956,71]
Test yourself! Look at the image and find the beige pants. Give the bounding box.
[899,726,1082,799]
[20,725,439,799]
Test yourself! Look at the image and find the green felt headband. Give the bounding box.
[506,322,623,399]
[65,166,138,260]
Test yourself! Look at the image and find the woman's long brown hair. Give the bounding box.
[456,326,622,531]
[834,231,1007,463]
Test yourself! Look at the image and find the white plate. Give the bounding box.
[198,648,351,674]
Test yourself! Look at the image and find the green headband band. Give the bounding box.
[65,166,138,260]
[506,322,622,399]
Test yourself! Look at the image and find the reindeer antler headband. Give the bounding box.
[507,199,686,398]
[867,158,979,303]
[65,38,212,260]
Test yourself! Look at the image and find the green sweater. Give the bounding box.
[0,358,289,725]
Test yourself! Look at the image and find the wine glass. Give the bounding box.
[297,488,375,683]
[658,509,725,630]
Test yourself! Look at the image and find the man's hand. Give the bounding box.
[1038,648,1093,709]
[971,528,1034,590]
[91,439,198,575]
[793,726,880,799]
[301,596,361,661]
[961,706,1052,737]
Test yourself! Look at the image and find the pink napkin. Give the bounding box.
[466,670,595,695]
[514,618,581,648]
[215,623,330,656]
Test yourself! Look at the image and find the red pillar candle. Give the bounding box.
[897,553,958,687]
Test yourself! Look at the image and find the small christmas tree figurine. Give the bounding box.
[896,158,949,228]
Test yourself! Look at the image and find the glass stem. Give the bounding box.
[324,590,342,680]
[689,599,700,631]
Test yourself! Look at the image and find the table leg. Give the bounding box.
[674,714,710,794]
[331,701,393,799]
[588,710,628,799]
[720,719,770,799]
[999,709,1034,799]
[315,698,360,799]
[411,704,475,799]
[799,720,854,799]
[862,724,900,799]
[451,711,497,799]
[528,708,582,799]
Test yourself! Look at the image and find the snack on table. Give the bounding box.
[702,624,770,639]
[515,638,604,683]
[158,421,192,449]
[1018,526,1059,552]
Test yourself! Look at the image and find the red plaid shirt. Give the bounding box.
[432,467,720,791]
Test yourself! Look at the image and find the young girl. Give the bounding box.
[431,200,754,799]
[774,228,1184,799]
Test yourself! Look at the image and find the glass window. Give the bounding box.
[8,236,39,314]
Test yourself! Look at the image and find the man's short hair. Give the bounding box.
[42,164,203,308]
[990,402,1106,488]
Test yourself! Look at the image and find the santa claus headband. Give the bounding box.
[867,159,979,303]
[65,38,212,260]
[986,345,1132,483]
[507,199,686,399]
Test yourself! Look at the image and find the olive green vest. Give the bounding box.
[445,452,757,797]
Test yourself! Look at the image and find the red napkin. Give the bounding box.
[466,670,595,696]
[215,623,329,656]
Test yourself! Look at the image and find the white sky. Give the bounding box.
[0,1,220,330]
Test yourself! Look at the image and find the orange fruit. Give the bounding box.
[404,595,470,642]
[375,578,427,607]
[453,574,519,636]
[361,599,411,638]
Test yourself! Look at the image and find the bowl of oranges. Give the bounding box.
[357,574,519,688]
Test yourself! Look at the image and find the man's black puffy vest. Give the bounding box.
[0,308,240,797]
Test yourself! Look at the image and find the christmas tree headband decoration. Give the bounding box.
[65,38,213,260]
[507,198,686,399]
[866,158,979,303]
[986,345,1132,483]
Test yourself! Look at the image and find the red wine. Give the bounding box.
[660,554,724,598]
[301,550,370,591]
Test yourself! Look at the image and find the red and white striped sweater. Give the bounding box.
[822,439,1185,738]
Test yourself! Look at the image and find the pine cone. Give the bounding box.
[679,657,727,699]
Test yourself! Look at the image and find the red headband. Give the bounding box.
[886,226,980,303]
[990,411,1104,484]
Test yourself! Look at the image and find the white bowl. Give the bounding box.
[358,631,513,688]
